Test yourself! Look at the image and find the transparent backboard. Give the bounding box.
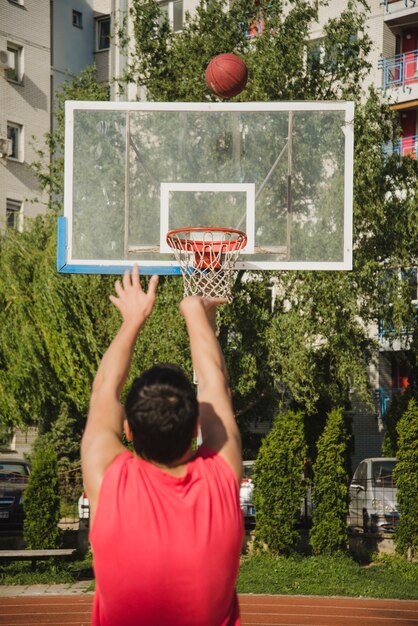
[59,101,353,274]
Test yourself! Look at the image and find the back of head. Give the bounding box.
[125,364,198,465]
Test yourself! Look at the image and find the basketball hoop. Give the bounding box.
[166,227,247,301]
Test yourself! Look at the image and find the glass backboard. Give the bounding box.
[59,101,353,274]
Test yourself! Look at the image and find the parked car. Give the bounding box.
[348,457,399,533]
[78,490,90,523]
[0,450,30,530]
[240,461,255,529]
[239,460,313,529]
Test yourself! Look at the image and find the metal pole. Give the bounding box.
[287,111,293,261]
[124,111,130,259]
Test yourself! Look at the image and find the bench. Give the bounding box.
[0,548,76,571]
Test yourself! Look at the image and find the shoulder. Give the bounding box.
[194,446,240,487]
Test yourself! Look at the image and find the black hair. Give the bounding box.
[124,364,198,465]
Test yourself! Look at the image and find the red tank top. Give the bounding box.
[90,447,244,626]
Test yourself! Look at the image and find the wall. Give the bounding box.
[0,0,51,226]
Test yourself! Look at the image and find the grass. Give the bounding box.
[237,552,418,599]
[0,552,93,586]
[1,551,418,600]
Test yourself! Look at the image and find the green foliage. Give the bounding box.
[237,552,418,599]
[121,0,418,426]
[394,398,418,559]
[125,0,371,102]
[31,66,109,210]
[382,388,414,457]
[0,553,93,586]
[220,273,278,428]
[23,437,62,549]
[310,407,350,555]
[2,1,418,478]
[252,410,307,555]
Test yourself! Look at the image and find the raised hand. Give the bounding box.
[109,265,159,326]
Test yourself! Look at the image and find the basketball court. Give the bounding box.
[48,100,360,624]
[1,593,418,625]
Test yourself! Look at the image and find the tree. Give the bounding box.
[382,388,414,457]
[310,407,350,555]
[3,0,418,468]
[0,69,190,469]
[121,0,418,427]
[23,437,61,549]
[252,409,307,555]
[394,398,418,560]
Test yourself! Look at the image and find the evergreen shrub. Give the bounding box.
[252,410,307,555]
[23,437,62,549]
[310,407,350,555]
[394,398,418,560]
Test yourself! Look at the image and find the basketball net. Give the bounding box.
[166,227,247,302]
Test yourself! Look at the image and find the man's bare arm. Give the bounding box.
[81,267,158,517]
[180,297,242,480]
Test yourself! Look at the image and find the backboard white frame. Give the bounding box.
[60,100,354,274]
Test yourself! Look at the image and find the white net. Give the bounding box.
[166,228,247,301]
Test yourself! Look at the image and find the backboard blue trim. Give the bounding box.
[57,217,182,275]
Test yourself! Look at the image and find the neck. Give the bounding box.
[137,447,195,475]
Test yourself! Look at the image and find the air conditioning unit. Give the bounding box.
[0,50,10,71]
[0,137,13,157]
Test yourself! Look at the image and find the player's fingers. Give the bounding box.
[132,264,141,290]
[203,296,227,307]
[147,274,159,297]
[122,269,131,290]
[109,294,120,308]
[114,280,124,298]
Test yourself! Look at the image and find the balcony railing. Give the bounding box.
[396,134,418,157]
[379,49,418,92]
[377,387,404,419]
[383,134,418,158]
[381,0,416,13]
[378,319,415,338]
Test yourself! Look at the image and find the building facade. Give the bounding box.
[0,0,51,229]
[0,0,111,231]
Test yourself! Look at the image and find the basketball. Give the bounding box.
[205,53,248,99]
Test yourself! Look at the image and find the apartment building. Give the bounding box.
[313,0,418,464]
[0,0,111,231]
[0,0,51,229]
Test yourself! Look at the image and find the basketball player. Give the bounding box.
[81,265,244,626]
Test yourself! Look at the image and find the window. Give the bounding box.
[352,462,367,490]
[172,0,182,32]
[158,0,183,32]
[7,123,22,160]
[407,268,418,301]
[96,17,111,50]
[72,10,83,28]
[306,40,322,73]
[6,199,22,230]
[6,44,22,82]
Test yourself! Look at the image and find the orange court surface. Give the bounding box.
[1,594,418,626]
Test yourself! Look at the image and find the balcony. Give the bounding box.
[382,0,418,26]
[377,317,415,351]
[379,50,418,103]
[376,387,404,419]
[384,134,418,157]
[380,49,418,91]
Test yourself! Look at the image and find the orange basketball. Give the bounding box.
[205,53,248,99]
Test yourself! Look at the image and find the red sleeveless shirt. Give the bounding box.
[90,447,244,626]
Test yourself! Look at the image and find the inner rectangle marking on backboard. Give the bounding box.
[159,182,255,254]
